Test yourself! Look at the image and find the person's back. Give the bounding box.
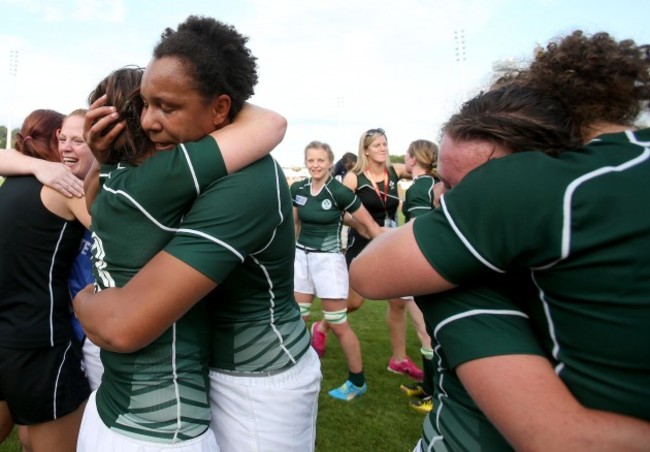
[403,175,436,222]
[433,128,650,419]
[175,155,310,372]
[0,108,91,452]
[0,175,84,347]
[90,136,231,441]
[163,154,318,451]
[350,31,650,449]
[526,130,650,418]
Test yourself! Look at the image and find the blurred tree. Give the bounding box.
[390,154,404,164]
[0,125,18,149]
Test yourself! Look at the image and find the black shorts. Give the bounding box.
[0,340,91,425]
[345,230,370,268]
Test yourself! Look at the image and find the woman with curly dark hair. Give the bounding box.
[73,16,317,452]
[351,30,650,450]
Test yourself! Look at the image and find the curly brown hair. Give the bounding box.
[519,31,650,139]
[442,84,580,156]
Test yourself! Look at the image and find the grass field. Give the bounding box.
[0,298,425,451]
[311,297,425,451]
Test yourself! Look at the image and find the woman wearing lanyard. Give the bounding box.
[311,128,426,380]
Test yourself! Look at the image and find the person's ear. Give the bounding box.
[211,95,232,127]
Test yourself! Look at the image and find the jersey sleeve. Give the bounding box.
[135,135,227,195]
[333,180,361,213]
[413,155,564,283]
[403,182,433,222]
[290,179,302,207]
[412,209,491,284]
[164,156,284,283]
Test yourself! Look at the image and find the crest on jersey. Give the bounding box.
[321,199,332,210]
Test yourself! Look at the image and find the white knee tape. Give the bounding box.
[323,308,347,325]
[298,303,312,317]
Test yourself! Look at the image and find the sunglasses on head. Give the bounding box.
[365,128,385,137]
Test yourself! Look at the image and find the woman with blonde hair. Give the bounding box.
[312,128,425,380]
[292,140,381,400]
[398,139,438,413]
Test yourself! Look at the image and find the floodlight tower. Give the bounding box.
[454,29,467,100]
[5,50,19,150]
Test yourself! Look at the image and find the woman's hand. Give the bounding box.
[34,160,84,197]
[84,94,125,164]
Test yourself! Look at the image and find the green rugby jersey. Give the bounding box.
[291,175,361,252]
[414,129,650,421]
[402,174,436,222]
[417,276,543,451]
[164,156,311,372]
[91,136,226,442]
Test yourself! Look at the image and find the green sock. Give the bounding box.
[348,371,365,387]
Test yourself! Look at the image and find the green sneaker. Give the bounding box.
[328,380,367,401]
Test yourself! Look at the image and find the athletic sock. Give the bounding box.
[348,370,365,387]
[420,348,434,396]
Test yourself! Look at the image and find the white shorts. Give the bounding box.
[77,391,219,452]
[82,338,103,391]
[294,248,349,300]
[209,347,322,452]
[414,437,450,452]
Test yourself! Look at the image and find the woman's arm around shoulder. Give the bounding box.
[392,162,409,180]
[342,171,358,192]
[350,205,383,239]
[74,251,216,352]
[349,221,456,298]
[209,103,287,174]
[0,149,84,197]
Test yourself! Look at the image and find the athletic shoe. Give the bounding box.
[328,380,368,401]
[310,321,327,357]
[387,357,424,380]
[410,396,434,414]
[400,382,428,398]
